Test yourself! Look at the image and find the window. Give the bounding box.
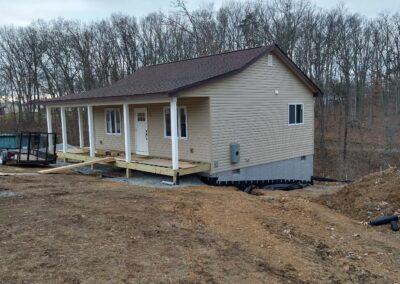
[105,108,121,135]
[288,103,304,125]
[137,112,146,122]
[164,106,187,139]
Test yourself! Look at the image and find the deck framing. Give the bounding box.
[57,151,210,183]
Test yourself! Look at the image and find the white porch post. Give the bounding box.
[123,104,132,178]
[170,97,179,174]
[46,106,54,150]
[60,106,67,154]
[87,105,95,158]
[77,107,84,148]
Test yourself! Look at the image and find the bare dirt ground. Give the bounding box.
[1,166,400,283]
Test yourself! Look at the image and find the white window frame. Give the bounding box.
[163,106,188,140]
[105,108,122,135]
[288,103,304,126]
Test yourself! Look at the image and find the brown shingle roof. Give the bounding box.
[42,44,322,105]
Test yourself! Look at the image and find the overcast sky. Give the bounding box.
[0,0,398,26]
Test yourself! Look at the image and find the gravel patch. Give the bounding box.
[51,162,206,188]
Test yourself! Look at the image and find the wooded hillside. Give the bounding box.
[1,0,399,179]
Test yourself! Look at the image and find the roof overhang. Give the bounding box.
[35,93,172,107]
[38,92,171,107]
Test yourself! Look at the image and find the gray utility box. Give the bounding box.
[230,143,240,164]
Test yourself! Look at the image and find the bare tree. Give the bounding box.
[0,0,399,178]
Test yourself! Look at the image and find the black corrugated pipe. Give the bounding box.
[369,215,399,226]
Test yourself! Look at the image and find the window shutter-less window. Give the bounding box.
[179,108,187,138]
[164,108,171,137]
[164,106,187,138]
[105,109,121,134]
[289,105,296,124]
[116,110,121,133]
[106,111,111,133]
[296,104,303,124]
[288,104,303,125]
[111,111,115,133]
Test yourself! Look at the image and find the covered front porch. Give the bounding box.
[45,96,211,183]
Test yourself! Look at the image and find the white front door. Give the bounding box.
[134,108,149,155]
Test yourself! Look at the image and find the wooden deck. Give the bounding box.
[57,150,211,183]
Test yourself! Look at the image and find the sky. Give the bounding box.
[0,0,398,26]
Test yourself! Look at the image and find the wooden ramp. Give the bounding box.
[39,157,115,174]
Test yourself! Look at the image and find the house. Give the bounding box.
[40,44,322,185]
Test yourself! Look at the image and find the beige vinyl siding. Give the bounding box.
[94,105,126,152]
[146,98,211,162]
[93,98,211,163]
[179,52,315,174]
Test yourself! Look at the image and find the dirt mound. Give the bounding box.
[316,167,400,221]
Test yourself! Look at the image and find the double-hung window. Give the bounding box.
[288,103,304,125]
[105,108,121,135]
[164,106,187,139]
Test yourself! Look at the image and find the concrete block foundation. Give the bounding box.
[201,155,313,187]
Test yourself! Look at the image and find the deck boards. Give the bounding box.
[58,150,210,178]
[138,158,196,169]
[114,157,196,169]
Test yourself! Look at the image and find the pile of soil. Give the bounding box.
[316,167,400,221]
